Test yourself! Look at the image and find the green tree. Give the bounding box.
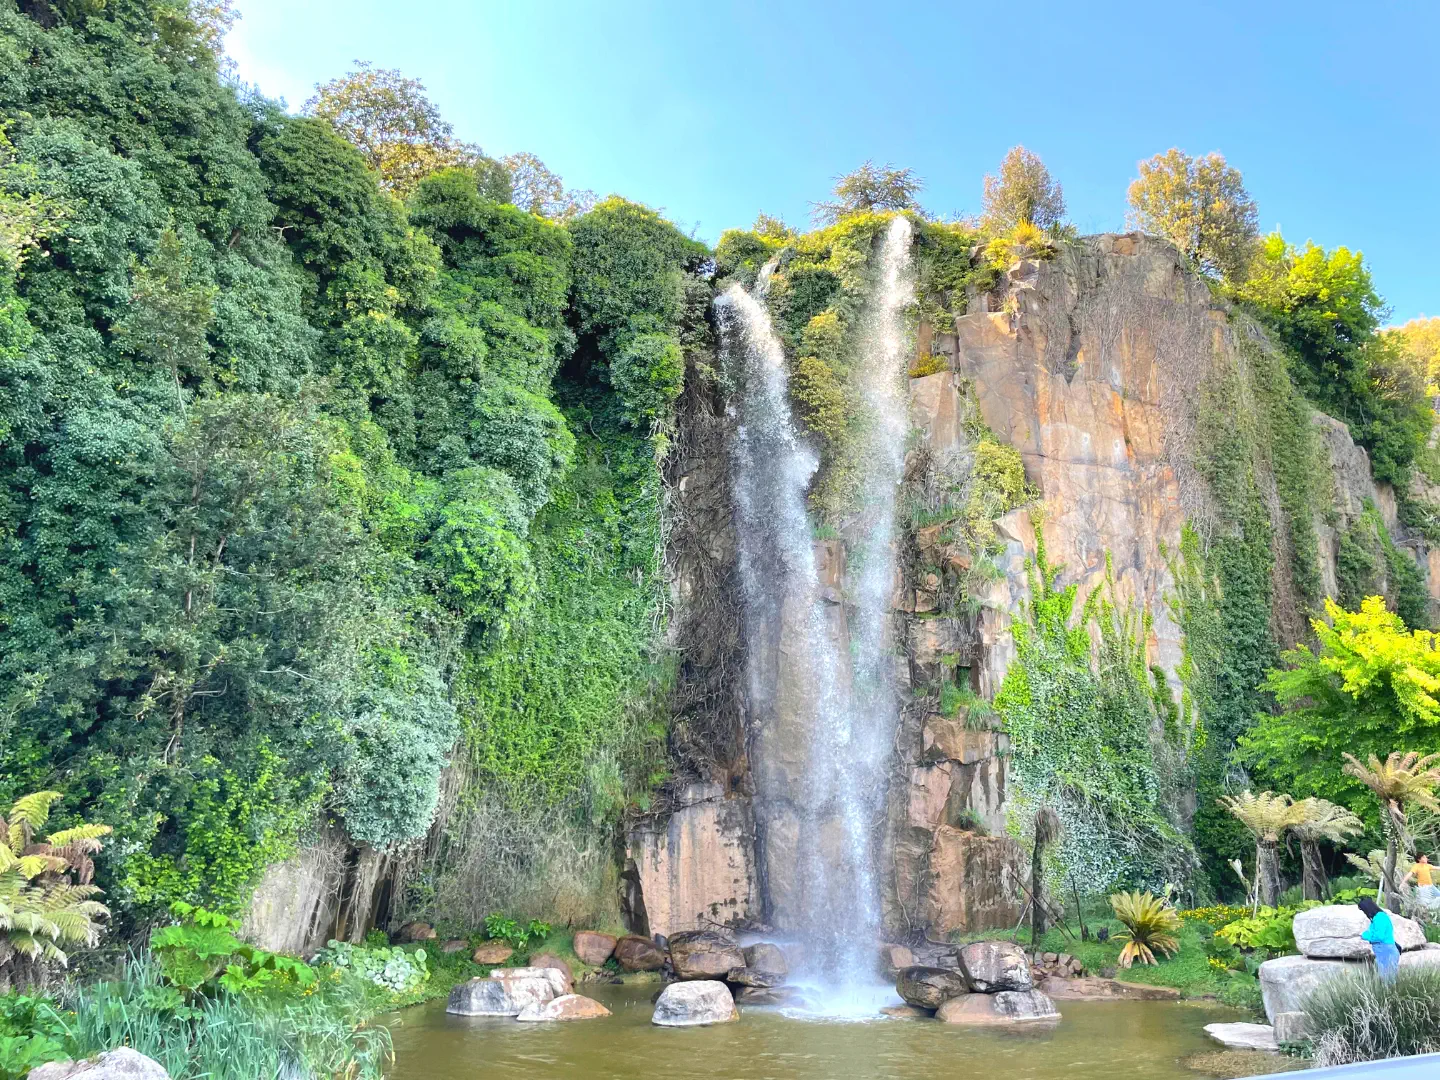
[1126,148,1258,280]
[811,160,924,225]
[1243,596,1440,823]
[502,151,595,220]
[114,228,217,412]
[980,146,1065,233]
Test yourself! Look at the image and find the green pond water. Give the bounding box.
[384,985,1257,1079]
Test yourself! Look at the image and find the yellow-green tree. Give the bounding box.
[0,792,112,990]
[1127,148,1258,280]
[1385,316,1440,392]
[981,146,1065,233]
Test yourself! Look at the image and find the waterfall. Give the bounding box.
[719,217,914,1016]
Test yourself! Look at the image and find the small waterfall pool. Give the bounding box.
[383,987,1262,1079]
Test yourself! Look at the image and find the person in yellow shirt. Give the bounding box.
[1405,854,1439,902]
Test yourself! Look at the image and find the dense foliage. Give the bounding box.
[0,0,701,934]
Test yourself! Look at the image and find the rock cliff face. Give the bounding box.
[614,234,1440,945]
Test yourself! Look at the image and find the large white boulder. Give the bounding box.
[1293,904,1426,958]
[1257,954,1358,1021]
[28,1049,170,1079]
[447,968,565,1016]
[651,980,739,1026]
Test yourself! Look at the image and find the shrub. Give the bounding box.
[0,993,71,1080]
[149,903,316,997]
[1110,891,1182,967]
[314,941,429,995]
[1305,968,1440,1066]
[482,913,551,951]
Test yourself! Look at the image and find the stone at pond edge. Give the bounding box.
[573,931,618,967]
[668,930,746,980]
[29,1048,170,1080]
[614,934,666,971]
[529,952,574,992]
[735,985,810,1007]
[896,965,969,1009]
[515,993,612,1021]
[448,971,561,1016]
[937,990,1059,1024]
[472,941,515,965]
[1273,1011,1309,1044]
[1038,976,1179,1000]
[743,942,788,976]
[1257,954,1357,1021]
[881,1004,934,1018]
[1204,1022,1279,1052]
[652,980,739,1026]
[1292,904,1426,959]
[957,940,1032,993]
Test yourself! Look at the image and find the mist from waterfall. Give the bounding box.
[719,217,914,1017]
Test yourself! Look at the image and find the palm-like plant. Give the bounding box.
[1219,790,1312,909]
[1343,752,1440,907]
[1109,891,1182,967]
[1292,798,1365,901]
[0,791,112,988]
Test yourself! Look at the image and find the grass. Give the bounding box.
[1183,1050,1306,1078]
[951,912,1264,1015]
[1304,968,1440,1066]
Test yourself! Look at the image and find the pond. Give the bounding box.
[385,985,1250,1080]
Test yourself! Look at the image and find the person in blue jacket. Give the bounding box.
[1358,896,1399,981]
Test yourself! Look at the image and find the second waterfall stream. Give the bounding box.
[717,216,915,1015]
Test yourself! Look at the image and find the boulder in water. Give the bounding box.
[735,985,810,1007]
[573,931,618,966]
[447,971,560,1016]
[529,952,574,992]
[515,993,612,1021]
[29,1049,170,1080]
[881,1004,934,1018]
[727,966,785,988]
[1204,1022,1278,1052]
[1257,954,1357,1021]
[896,965,968,1009]
[668,930,745,980]
[957,940,1032,992]
[652,980,739,1026]
[938,989,1059,1024]
[614,934,666,971]
[742,942,788,976]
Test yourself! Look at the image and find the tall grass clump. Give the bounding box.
[63,953,391,1080]
[1304,968,1440,1066]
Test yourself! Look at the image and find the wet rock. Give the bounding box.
[515,993,612,1021]
[529,952,574,992]
[1293,904,1426,958]
[1258,955,1357,1020]
[896,965,969,1009]
[614,934,666,971]
[651,980,739,1026]
[668,930,745,980]
[726,966,785,988]
[447,970,562,1016]
[573,931,618,966]
[742,942,788,976]
[735,985,809,1007]
[937,989,1059,1024]
[881,1004,934,1019]
[958,940,1032,992]
[29,1049,170,1080]
[1204,1023,1279,1052]
[471,941,515,965]
[879,943,916,975]
[395,922,436,943]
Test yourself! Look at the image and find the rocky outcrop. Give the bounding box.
[651,980,739,1026]
[572,931,617,967]
[895,965,968,1009]
[922,827,1026,935]
[447,968,568,1017]
[624,782,758,938]
[613,935,666,972]
[1257,954,1357,1020]
[742,942,787,975]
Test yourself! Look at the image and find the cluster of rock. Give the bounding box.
[29,1049,170,1080]
[895,940,1060,1024]
[1206,904,1440,1052]
[448,927,791,1027]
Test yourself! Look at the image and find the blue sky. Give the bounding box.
[228,0,1438,323]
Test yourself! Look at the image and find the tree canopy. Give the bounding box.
[1127,148,1258,280]
[980,146,1065,233]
